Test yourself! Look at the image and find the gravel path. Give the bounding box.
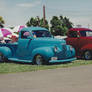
[0,65,92,92]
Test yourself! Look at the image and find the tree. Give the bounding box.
[26,17,38,27]
[50,16,62,35]
[63,17,73,29]
[50,15,73,36]
[26,16,49,29]
[0,16,5,28]
[39,18,49,29]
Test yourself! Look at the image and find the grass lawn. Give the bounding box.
[0,60,92,74]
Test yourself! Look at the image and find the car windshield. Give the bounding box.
[80,30,92,37]
[32,30,52,38]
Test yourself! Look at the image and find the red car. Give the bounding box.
[66,28,92,60]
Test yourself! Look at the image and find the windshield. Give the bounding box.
[80,30,92,37]
[32,30,52,38]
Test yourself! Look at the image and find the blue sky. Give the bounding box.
[0,0,92,28]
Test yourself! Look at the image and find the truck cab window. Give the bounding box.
[21,31,30,39]
[32,30,52,38]
[69,31,78,38]
[80,30,92,37]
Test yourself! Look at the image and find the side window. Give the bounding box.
[21,31,30,39]
[69,31,78,38]
[80,31,86,37]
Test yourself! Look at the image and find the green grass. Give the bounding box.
[0,60,92,74]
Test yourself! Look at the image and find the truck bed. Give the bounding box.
[0,42,18,56]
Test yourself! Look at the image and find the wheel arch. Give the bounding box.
[31,47,54,62]
[81,44,92,51]
[80,44,92,57]
[0,47,12,58]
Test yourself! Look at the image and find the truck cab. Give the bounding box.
[66,28,92,60]
[0,27,76,65]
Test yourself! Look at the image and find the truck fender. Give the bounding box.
[31,47,54,61]
[0,47,12,58]
[80,44,92,56]
[66,45,76,57]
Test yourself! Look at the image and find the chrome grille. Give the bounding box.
[62,44,67,54]
[56,44,67,59]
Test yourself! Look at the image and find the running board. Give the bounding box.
[8,58,32,63]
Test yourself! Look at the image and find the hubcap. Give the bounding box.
[85,51,91,60]
[36,55,43,65]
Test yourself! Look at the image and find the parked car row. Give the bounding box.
[0,27,91,65]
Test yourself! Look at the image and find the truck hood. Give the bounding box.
[32,38,66,46]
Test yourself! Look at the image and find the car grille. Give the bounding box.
[56,45,67,59]
[62,44,67,55]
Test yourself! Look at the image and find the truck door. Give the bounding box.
[16,31,32,59]
[66,31,80,54]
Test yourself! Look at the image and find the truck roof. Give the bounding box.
[21,27,48,32]
[69,28,92,31]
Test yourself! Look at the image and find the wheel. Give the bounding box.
[0,53,5,62]
[84,51,92,60]
[34,54,47,65]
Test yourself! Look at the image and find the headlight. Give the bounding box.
[54,46,58,52]
[61,43,66,45]
[70,46,73,51]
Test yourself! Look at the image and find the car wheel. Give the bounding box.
[0,53,5,62]
[84,51,92,60]
[34,55,46,65]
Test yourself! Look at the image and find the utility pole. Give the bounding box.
[37,16,40,26]
[43,5,46,27]
[88,24,90,28]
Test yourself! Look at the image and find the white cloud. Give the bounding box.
[17,1,41,8]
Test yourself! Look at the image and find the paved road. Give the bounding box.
[0,65,92,92]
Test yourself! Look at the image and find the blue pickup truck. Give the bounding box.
[0,27,76,65]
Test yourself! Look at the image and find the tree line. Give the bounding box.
[0,15,73,36]
[26,15,73,36]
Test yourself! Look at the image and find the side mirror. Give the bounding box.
[77,35,80,38]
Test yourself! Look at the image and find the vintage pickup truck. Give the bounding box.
[0,27,76,65]
[66,28,92,60]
